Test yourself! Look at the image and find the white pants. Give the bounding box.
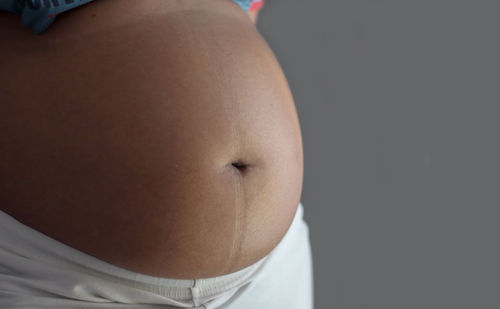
[0,202,313,309]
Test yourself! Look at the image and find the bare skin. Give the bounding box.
[0,0,302,279]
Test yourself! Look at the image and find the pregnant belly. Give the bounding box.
[0,0,303,278]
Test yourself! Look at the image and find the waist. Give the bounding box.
[0,202,307,307]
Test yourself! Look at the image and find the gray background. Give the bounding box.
[256,1,500,308]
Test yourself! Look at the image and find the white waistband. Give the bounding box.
[0,202,305,308]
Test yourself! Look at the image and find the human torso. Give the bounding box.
[0,0,303,279]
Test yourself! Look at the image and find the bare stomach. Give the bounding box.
[0,0,303,279]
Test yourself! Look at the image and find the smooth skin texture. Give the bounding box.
[0,0,303,279]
